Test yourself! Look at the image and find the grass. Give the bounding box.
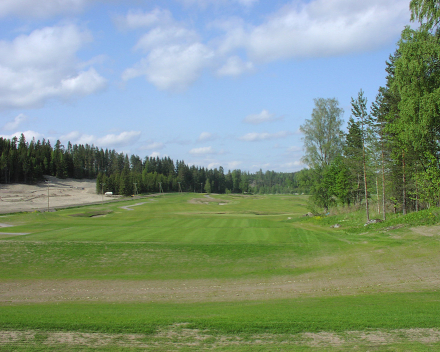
[1,292,439,334]
[1,192,440,350]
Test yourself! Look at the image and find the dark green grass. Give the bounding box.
[1,292,439,335]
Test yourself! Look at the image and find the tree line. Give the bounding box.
[299,0,440,220]
[0,134,303,196]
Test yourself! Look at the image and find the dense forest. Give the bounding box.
[0,134,301,195]
[299,0,440,219]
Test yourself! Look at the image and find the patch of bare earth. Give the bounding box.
[411,225,440,237]
[188,195,230,205]
[0,176,106,214]
[1,328,440,349]
[1,252,440,304]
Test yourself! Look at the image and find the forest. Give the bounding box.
[0,134,300,196]
[299,0,440,219]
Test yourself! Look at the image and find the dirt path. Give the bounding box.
[1,327,440,350]
[1,257,439,304]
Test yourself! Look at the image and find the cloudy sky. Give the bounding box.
[0,0,411,172]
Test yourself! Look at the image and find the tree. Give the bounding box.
[300,98,344,211]
[204,178,211,193]
[410,0,440,32]
[351,89,374,222]
[343,116,364,205]
[300,98,344,168]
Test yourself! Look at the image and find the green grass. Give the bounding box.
[1,292,439,334]
[1,193,440,350]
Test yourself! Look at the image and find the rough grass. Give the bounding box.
[1,193,440,351]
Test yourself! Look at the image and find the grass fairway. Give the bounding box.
[1,193,440,351]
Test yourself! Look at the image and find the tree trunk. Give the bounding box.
[376,176,379,214]
[381,140,386,220]
[402,150,407,215]
[362,139,369,222]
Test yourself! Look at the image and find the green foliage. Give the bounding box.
[300,97,344,169]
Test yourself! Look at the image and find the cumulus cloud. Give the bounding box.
[242,0,409,62]
[97,131,141,147]
[198,132,217,142]
[122,15,215,91]
[1,130,44,142]
[0,0,91,18]
[0,24,107,110]
[141,142,165,150]
[60,131,141,148]
[3,114,28,131]
[208,162,221,169]
[280,160,304,170]
[122,0,409,90]
[217,56,254,76]
[239,131,291,142]
[114,8,173,30]
[287,145,302,153]
[227,160,242,169]
[243,109,282,124]
[189,146,216,155]
[177,0,258,8]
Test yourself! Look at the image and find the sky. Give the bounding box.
[0,0,412,173]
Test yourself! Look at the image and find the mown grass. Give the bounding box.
[1,292,439,334]
[1,193,440,350]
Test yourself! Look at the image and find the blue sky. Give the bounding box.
[0,0,411,173]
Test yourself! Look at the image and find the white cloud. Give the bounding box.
[0,24,107,109]
[97,131,141,147]
[287,146,302,153]
[0,0,91,18]
[189,146,216,155]
[150,151,161,158]
[216,0,409,62]
[124,43,214,91]
[3,114,28,131]
[217,56,254,76]
[227,160,242,169]
[141,142,165,150]
[60,130,141,147]
[114,8,172,30]
[1,130,43,143]
[243,109,282,124]
[122,13,215,91]
[245,0,410,62]
[208,162,221,169]
[121,0,409,90]
[239,131,291,142]
[280,160,304,171]
[177,0,258,8]
[198,132,217,142]
[134,27,200,52]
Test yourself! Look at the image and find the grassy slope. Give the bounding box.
[0,193,439,351]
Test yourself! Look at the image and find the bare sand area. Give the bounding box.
[0,176,108,214]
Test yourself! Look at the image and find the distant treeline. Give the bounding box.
[0,135,306,195]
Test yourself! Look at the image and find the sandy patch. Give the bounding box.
[0,176,105,214]
[188,196,230,205]
[411,225,440,237]
[119,202,147,211]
